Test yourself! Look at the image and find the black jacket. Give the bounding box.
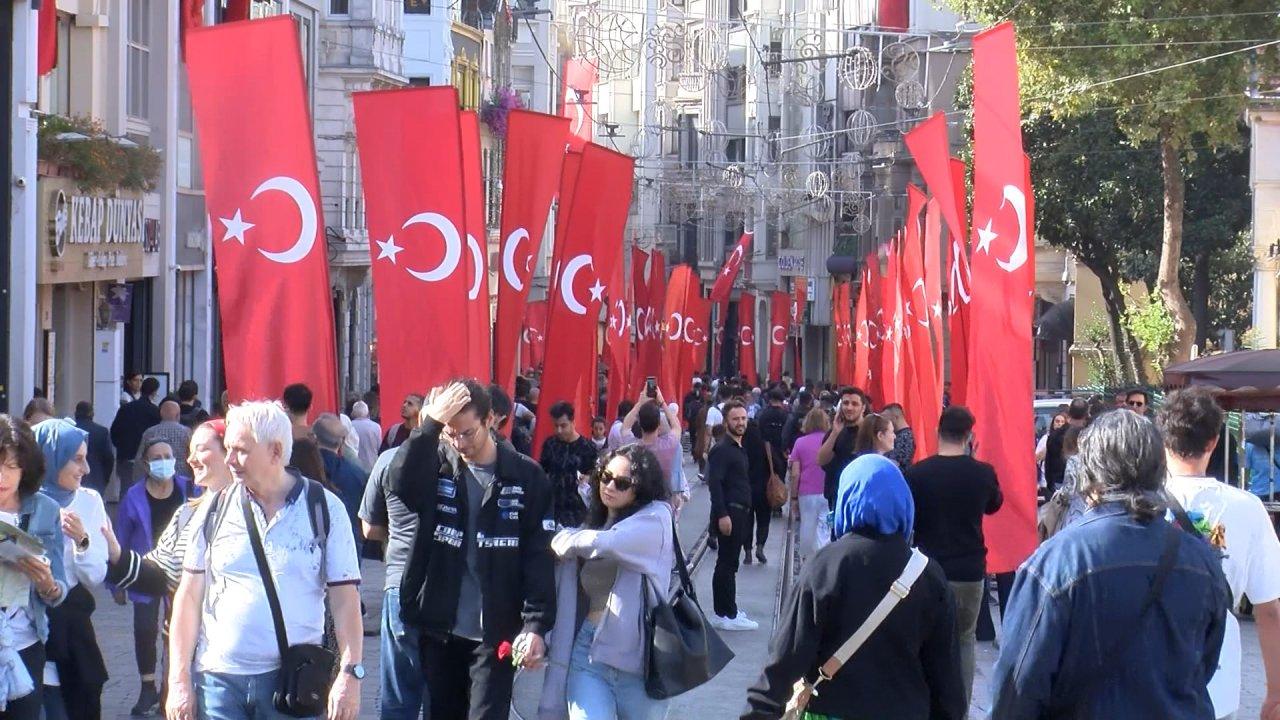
[743,532,965,720]
[387,418,556,645]
[76,419,114,492]
[707,436,751,520]
[756,404,789,474]
[110,397,160,460]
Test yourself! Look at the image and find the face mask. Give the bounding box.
[149,458,177,480]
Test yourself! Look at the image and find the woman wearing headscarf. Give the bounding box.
[0,415,68,719]
[32,419,108,720]
[743,454,965,720]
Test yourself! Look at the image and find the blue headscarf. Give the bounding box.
[834,453,914,539]
[33,419,88,508]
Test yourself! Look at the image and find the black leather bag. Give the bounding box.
[642,522,734,699]
[242,491,337,718]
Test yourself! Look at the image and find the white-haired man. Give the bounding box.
[167,401,364,720]
[350,400,382,470]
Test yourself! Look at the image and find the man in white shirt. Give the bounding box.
[1157,388,1280,720]
[168,401,364,720]
[350,400,383,470]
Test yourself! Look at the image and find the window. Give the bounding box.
[341,139,365,232]
[177,71,202,190]
[767,40,782,77]
[453,55,481,109]
[405,0,432,13]
[41,13,72,116]
[726,66,745,101]
[726,137,745,163]
[127,0,151,121]
[330,0,349,14]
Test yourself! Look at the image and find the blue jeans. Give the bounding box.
[566,621,669,720]
[379,587,427,719]
[196,669,312,719]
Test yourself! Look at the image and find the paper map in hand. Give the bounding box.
[0,521,43,562]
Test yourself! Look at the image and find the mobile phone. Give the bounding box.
[645,377,657,398]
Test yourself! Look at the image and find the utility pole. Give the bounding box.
[6,0,40,414]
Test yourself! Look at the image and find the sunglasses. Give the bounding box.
[599,470,635,492]
[1127,401,1146,408]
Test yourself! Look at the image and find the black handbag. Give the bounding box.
[242,492,338,718]
[642,521,734,699]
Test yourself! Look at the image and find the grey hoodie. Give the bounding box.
[538,500,675,719]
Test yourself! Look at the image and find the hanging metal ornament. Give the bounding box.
[881,41,920,84]
[845,194,872,233]
[699,120,728,164]
[695,22,729,72]
[801,124,831,160]
[806,170,829,199]
[896,105,926,135]
[723,165,744,189]
[642,20,686,70]
[894,80,927,110]
[844,109,876,148]
[786,64,824,105]
[573,6,639,80]
[630,125,659,159]
[838,46,878,91]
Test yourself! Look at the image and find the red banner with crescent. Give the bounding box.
[660,265,696,404]
[924,197,944,389]
[970,21,1037,574]
[630,248,666,396]
[460,112,491,381]
[187,16,337,413]
[768,291,788,382]
[604,261,633,421]
[521,300,547,374]
[738,292,757,387]
[880,238,903,407]
[854,263,870,391]
[353,85,469,429]
[904,113,965,250]
[949,157,973,406]
[534,144,634,451]
[901,185,940,460]
[494,111,570,394]
[833,281,855,387]
[562,59,597,151]
[686,292,712,385]
[709,231,753,304]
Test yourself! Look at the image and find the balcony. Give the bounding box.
[322,0,407,83]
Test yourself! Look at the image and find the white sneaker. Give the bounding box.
[709,614,736,630]
[724,613,759,631]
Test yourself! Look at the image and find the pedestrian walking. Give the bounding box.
[120,372,143,407]
[384,381,556,720]
[111,438,194,716]
[880,404,915,469]
[817,387,867,509]
[1042,398,1087,496]
[739,388,775,566]
[756,389,789,484]
[0,415,70,720]
[358,448,426,720]
[350,401,383,471]
[540,401,599,530]
[1157,388,1280,720]
[280,383,329,486]
[72,402,114,496]
[990,410,1231,719]
[538,445,675,720]
[789,407,831,565]
[707,402,758,631]
[111,376,161,498]
[853,413,896,457]
[167,401,364,720]
[313,414,367,559]
[743,454,965,720]
[34,419,109,720]
[380,393,424,452]
[136,399,194,481]
[621,392,685,510]
[176,381,210,429]
[903,405,1002,707]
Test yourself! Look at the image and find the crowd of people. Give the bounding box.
[0,370,1272,720]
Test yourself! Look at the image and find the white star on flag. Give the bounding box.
[932,302,942,319]
[976,220,998,255]
[376,235,404,264]
[588,279,606,302]
[220,210,254,245]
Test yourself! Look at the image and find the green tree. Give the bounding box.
[953,1,1279,363]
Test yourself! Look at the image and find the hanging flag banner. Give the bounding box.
[901,185,940,460]
[460,112,490,381]
[854,263,870,391]
[353,85,469,428]
[904,113,966,247]
[521,300,547,374]
[865,255,886,406]
[738,292,757,387]
[535,144,634,452]
[187,16,338,412]
[604,261,633,421]
[768,291,789,382]
[494,110,570,394]
[631,247,666,395]
[562,59,597,151]
[660,265,697,403]
[970,21,1037,574]
[949,157,973,406]
[833,281,855,387]
[709,231,753,304]
[880,238,903,406]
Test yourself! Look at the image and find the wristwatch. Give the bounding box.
[343,663,366,680]
[75,535,90,552]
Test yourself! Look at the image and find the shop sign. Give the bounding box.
[39,179,157,284]
[777,251,807,277]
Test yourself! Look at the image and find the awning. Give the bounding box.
[1035,297,1074,343]
[1164,349,1280,411]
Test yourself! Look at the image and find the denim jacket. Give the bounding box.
[10,492,69,643]
[991,503,1230,720]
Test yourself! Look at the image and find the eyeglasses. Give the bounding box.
[599,470,635,492]
[443,426,482,443]
[1127,401,1146,408]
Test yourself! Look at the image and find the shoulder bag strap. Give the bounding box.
[670,517,695,599]
[304,479,330,580]
[816,548,930,684]
[1161,489,1204,540]
[241,493,292,658]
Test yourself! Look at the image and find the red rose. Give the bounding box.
[497,641,512,661]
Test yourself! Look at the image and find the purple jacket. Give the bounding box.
[111,477,195,603]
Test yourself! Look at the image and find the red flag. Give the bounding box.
[878,0,908,31]
[904,113,966,247]
[494,111,570,394]
[180,0,204,58]
[562,59,597,151]
[864,256,885,406]
[604,262,633,421]
[833,281,855,386]
[353,87,469,428]
[948,158,973,406]
[767,292,788,382]
[709,231,753,304]
[224,0,250,21]
[854,264,870,389]
[188,17,337,412]
[970,21,1037,574]
[738,292,757,387]
[38,0,57,76]
[460,112,490,381]
[631,248,666,395]
[660,265,695,400]
[923,198,944,378]
[901,186,940,460]
[880,239,904,407]
[521,300,547,374]
[535,145,634,452]
[685,291,713,389]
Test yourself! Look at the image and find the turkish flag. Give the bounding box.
[767,291,788,382]
[969,21,1037,574]
[709,231,753,304]
[738,292,757,387]
[660,265,696,403]
[685,292,713,390]
[949,157,973,406]
[562,59,597,151]
[187,16,337,413]
[521,300,547,374]
[854,263,870,390]
[535,144,634,451]
[38,0,57,76]
[901,185,940,460]
[880,238,904,407]
[494,111,570,395]
[904,113,966,248]
[924,197,944,388]
[630,248,666,396]
[352,86,469,429]
[833,281,855,387]
[460,112,491,381]
[864,256,885,406]
[604,262,633,421]
[224,0,251,22]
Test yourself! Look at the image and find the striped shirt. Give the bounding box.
[109,499,202,596]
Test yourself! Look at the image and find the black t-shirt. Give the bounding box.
[756,405,789,469]
[820,425,859,506]
[1043,425,1069,492]
[145,484,184,546]
[904,454,1003,582]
